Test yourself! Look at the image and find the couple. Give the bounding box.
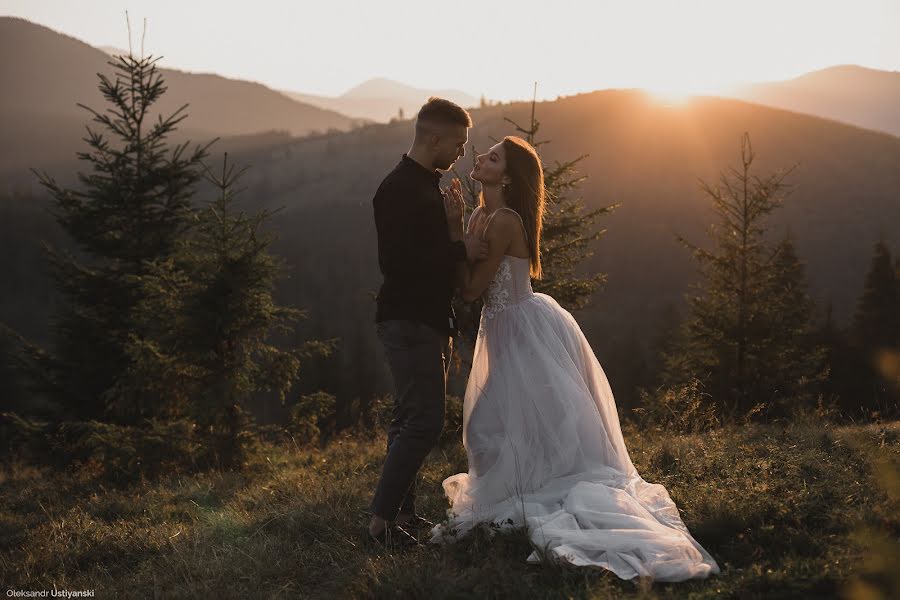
[369,97,719,582]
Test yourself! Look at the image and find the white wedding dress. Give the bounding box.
[431,229,720,582]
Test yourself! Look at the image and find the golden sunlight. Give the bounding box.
[642,80,733,105]
[644,85,697,104]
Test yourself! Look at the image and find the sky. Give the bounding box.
[2,0,899,101]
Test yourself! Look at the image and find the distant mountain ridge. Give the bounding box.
[726,65,900,137]
[285,65,900,133]
[0,17,360,174]
[284,78,479,123]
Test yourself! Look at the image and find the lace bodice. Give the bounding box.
[481,255,534,321]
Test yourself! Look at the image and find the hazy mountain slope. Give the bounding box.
[726,65,900,137]
[0,17,359,173]
[284,77,478,122]
[226,90,900,344]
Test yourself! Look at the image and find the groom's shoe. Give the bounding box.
[365,523,419,550]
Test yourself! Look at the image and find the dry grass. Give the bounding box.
[1,418,898,599]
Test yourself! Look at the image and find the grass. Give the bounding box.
[1,418,898,599]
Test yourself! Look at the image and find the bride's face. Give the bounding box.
[471,143,507,185]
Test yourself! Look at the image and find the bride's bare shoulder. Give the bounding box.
[482,209,521,245]
[487,208,524,235]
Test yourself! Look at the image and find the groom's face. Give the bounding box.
[433,124,469,171]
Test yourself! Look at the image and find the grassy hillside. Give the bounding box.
[2,418,897,598]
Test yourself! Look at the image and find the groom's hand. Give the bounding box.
[464,232,489,261]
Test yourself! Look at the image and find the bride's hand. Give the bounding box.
[442,179,465,238]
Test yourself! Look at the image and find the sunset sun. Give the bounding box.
[644,83,702,104]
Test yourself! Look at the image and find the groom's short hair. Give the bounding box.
[416,97,472,129]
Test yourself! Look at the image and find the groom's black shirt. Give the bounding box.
[373,154,467,337]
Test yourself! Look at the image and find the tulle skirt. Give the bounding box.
[432,293,719,582]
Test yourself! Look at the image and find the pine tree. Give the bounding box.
[32,52,211,422]
[853,241,899,351]
[851,240,900,414]
[118,154,331,467]
[0,328,27,413]
[664,133,822,419]
[816,302,865,414]
[502,88,618,310]
[763,234,827,409]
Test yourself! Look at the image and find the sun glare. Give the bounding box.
[642,79,736,105]
[625,60,739,105]
[644,85,697,104]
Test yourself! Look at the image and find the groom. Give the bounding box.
[368,97,486,545]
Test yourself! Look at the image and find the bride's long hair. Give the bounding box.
[480,136,545,278]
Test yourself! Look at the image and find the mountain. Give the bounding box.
[284,77,479,122]
[4,45,900,408]
[726,65,900,137]
[226,89,900,327]
[341,78,477,104]
[98,45,132,57]
[0,17,360,175]
[4,89,876,406]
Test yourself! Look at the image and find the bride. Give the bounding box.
[433,135,720,582]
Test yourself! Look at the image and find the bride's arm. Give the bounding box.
[455,212,516,302]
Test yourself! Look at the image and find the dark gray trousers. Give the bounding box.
[370,319,452,521]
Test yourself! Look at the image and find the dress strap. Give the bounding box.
[485,206,527,237]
